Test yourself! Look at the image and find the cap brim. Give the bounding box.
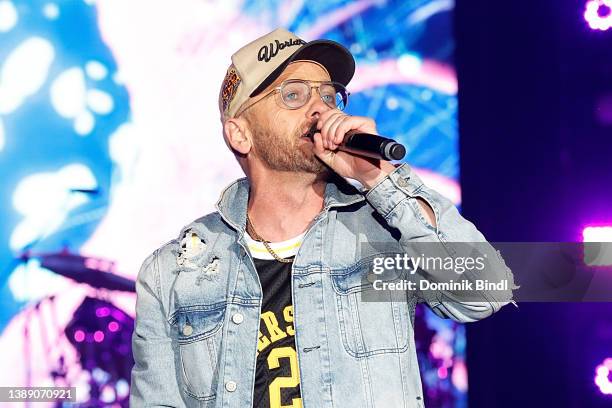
[250,39,355,97]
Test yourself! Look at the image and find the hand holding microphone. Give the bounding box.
[308,112,406,161]
[310,110,404,188]
[311,129,406,161]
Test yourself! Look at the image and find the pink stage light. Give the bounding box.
[594,358,612,395]
[93,330,105,342]
[583,226,612,241]
[582,226,612,266]
[584,0,612,31]
[74,329,85,343]
[108,321,120,332]
[437,366,448,379]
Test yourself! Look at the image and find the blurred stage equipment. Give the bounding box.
[10,250,136,407]
[40,252,135,292]
[64,297,134,407]
[585,0,612,31]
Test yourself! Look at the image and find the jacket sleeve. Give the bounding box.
[130,251,186,407]
[365,163,517,322]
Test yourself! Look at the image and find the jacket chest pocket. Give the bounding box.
[173,305,225,401]
[330,255,411,358]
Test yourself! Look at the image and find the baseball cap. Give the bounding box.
[219,28,355,119]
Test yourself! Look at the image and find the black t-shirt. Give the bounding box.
[252,257,302,408]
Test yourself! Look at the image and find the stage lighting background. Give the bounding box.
[0,0,463,406]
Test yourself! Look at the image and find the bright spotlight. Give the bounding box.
[585,0,612,31]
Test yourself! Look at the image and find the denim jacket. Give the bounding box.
[130,164,515,408]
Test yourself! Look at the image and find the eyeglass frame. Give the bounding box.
[235,79,350,118]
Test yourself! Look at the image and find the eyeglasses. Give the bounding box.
[236,79,350,117]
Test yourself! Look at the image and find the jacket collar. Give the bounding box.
[214,174,366,233]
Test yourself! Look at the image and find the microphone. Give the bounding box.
[339,132,406,161]
[307,126,406,161]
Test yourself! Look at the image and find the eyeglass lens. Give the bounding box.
[280,81,348,110]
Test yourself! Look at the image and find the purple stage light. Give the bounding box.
[596,94,612,125]
[585,0,612,31]
[96,307,110,317]
[594,358,612,395]
[108,321,119,332]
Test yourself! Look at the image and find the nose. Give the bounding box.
[304,90,332,120]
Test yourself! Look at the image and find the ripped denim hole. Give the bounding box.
[177,230,207,268]
[196,257,221,284]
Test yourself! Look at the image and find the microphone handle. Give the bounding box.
[338,132,406,161]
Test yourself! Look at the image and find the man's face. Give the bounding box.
[242,61,332,175]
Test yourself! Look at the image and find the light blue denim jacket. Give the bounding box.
[130,164,514,407]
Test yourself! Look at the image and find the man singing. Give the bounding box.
[130,28,515,408]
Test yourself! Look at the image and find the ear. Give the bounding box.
[223,117,252,155]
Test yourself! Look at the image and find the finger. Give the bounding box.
[326,114,348,149]
[335,117,358,145]
[339,116,378,142]
[317,108,342,128]
[332,116,353,146]
[320,111,343,139]
[320,112,344,149]
[353,116,378,134]
[312,131,336,166]
[312,131,325,155]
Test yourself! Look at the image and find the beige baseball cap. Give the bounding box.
[219,28,355,119]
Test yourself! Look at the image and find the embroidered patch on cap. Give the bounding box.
[220,65,241,114]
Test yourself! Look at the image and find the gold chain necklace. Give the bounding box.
[246,215,293,263]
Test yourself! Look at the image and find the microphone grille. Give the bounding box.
[388,143,406,161]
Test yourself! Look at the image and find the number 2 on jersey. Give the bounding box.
[267,346,302,408]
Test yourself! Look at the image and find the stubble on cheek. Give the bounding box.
[249,110,326,174]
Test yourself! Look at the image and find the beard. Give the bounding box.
[249,120,328,175]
